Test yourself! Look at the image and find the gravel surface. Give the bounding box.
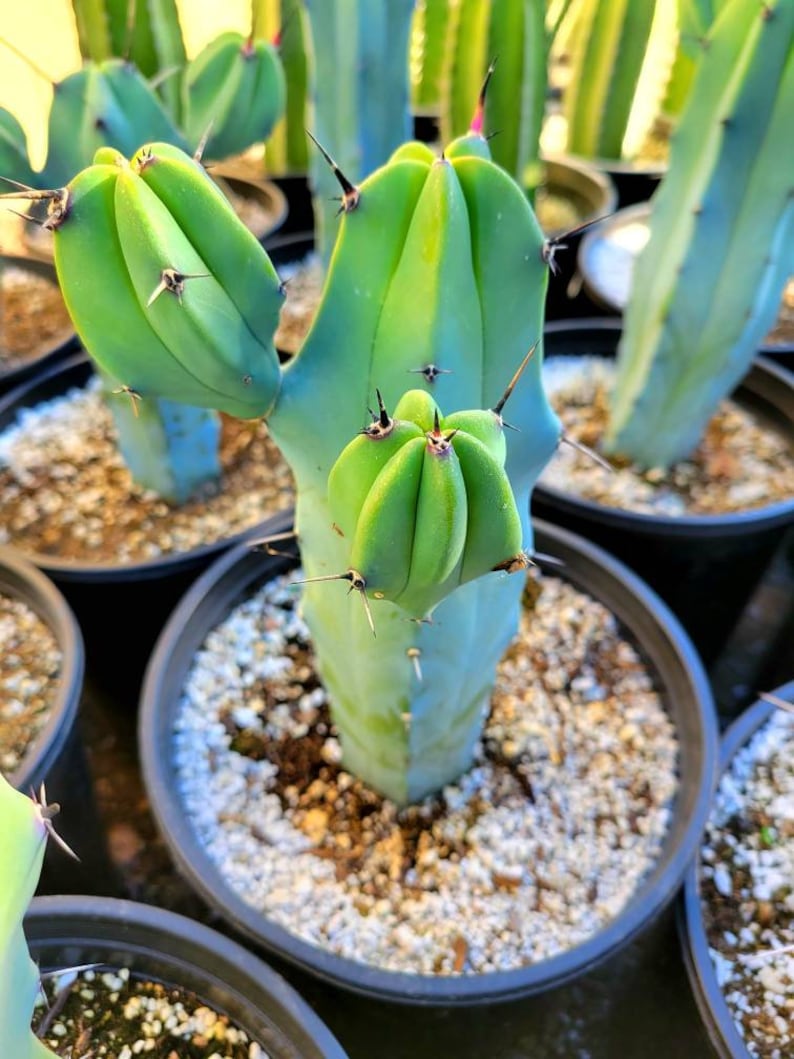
[34,966,270,1058]
[0,379,294,563]
[1,264,73,368]
[700,706,794,1058]
[541,356,794,516]
[0,592,61,774]
[174,568,679,976]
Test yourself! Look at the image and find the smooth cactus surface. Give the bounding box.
[0,109,37,188]
[304,0,415,258]
[411,0,450,109]
[41,60,188,187]
[42,129,560,803]
[70,0,187,122]
[252,0,310,174]
[441,0,547,187]
[563,0,670,160]
[181,31,286,163]
[607,0,794,468]
[0,775,56,1059]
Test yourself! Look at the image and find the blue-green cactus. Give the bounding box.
[37,124,561,803]
[607,0,794,468]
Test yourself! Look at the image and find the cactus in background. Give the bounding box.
[606,0,794,469]
[660,0,728,121]
[0,775,60,1059]
[440,0,547,189]
[252,0,311,174]
[0,110,37,189]
[181,31,286,163]
[41,59,188,187]
[410,0,450,112]
[70,0,187,122]
[36,126,560,803]
[303,0,416,259]
[561,0,678,161]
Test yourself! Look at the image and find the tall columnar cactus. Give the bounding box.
[69,0,187,122]
[440,0,547,188]
[252,0,311,174]
[303,0,416,259]
[561,0,677,161]
[0,775,59,1059]
[410,0,451,111]
[606,0,794,469]
[44,128,561,804]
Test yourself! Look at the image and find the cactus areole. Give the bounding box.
[48,131,561,804]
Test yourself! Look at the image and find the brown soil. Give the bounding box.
[0,264,73,369]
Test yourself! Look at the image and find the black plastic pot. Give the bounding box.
[138,518,718,1006]
[0,255,78,397]
[0,352,294,698]
[534,319,794,668]
[0,546,114,894]
[678,679,794,1059]
[539,156,618,321]
[576,203,794,375]
[26,896,348,1059]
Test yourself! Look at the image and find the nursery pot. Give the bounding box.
[678,679,794,1059]
[576,203,794,375]
[138,518,718,1006]
[533,319,794,668]
[0,254,78,398]
[25,896,348,1059]
[0,546,114,894]
[0,352,294,699]
[538,156,618,322]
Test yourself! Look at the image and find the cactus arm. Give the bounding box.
[0,109,37,188]
[607,0,794,468]
[71,0,113,62]
[486,0,546,191]
[358,0,415,178]
[441,0,490,146]
[0,776,56,1059]
[564,0,657,160]
[253,0,310,173]
[101,375,223,504]
[411,0,450,109]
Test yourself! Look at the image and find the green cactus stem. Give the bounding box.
[410,0,451,111]
[70,0,187,122]
[252,0,310,174]
[0,775,60,1059]
[441,0,547,189]
[303,0,415,259]
[606,0,794,469]
[0,109,37,190]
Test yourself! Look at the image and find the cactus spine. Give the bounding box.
[606,0,794,469]
[0,775,58,1059]
[441,0,547,188]
[303,0,415,259]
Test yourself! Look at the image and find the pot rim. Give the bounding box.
[0,351,295,582]
[0,254,78,392]
[26,894,348,1059]
[678,679,794,1059]
[138,516,718,1006]
[538,318,794,536]
[0,544,84,790]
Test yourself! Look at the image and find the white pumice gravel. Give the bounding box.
[699,708,794,1058]
[34,965,272,1058]
[540,356,794,517]
[174,568,679,976]
[0,378,294,563]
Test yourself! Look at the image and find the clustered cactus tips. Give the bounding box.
[0,774,71,1059]
[607,0,794,468]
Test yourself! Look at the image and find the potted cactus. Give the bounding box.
[0,773,348,1058]
[533,0,794,667]
[20,122,716,998]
